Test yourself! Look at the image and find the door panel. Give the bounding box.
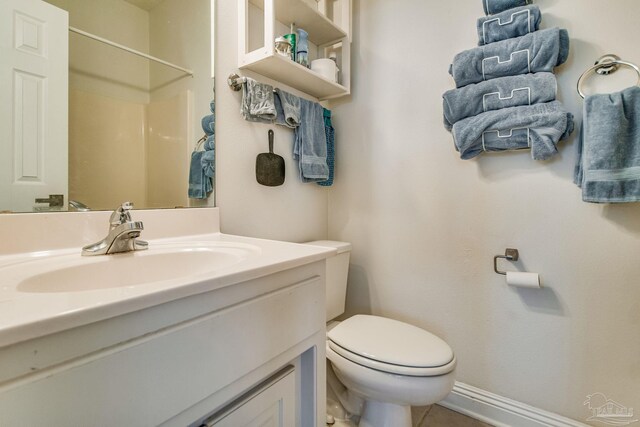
[0,0,68,212]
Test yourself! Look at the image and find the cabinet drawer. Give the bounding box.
[205,366,295,427]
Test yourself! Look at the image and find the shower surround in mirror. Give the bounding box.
[1,0,214,212]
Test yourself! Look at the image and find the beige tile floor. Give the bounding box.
[412,405,494,427]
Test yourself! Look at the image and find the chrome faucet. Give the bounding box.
[82,202,148,256]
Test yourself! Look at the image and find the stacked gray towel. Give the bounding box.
[443,72,556,130]
[482,0,531,15]
[477,5,541,46]
[443,1,573,160]
[453,101,573,160]
[449,28,569,88]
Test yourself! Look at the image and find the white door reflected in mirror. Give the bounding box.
[0,0,69,213]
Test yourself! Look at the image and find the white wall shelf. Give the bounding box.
[239,48,348,100]
[238,0,351,101]
[248,0,347,45]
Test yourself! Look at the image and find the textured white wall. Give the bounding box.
[214,0,329,241]
[329,0,640,422]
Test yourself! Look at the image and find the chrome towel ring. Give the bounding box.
[577,54,640,99]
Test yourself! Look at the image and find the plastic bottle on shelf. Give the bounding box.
[296,28,309,68]
[284,23,296,62]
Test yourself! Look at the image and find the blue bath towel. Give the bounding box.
[477,5,541,46]
[483,0,531,15]
[275,88,301,129]
[449,28,570,88]
[452,101,574,160]
[294,98,329,182]
[202,114,215,135]
[188,151,212,199]
[202,149,215,179]
[443,72,557,130]
[317,108,335,187]
[204,134,214,151]
[574,86,640,203]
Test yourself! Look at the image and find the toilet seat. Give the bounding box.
[327,315,456,377]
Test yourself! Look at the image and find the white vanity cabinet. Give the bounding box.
[0,261,327,427]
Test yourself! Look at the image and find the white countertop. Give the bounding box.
[0,232,335,348]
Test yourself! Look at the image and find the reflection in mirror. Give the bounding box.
[0,0,214,213]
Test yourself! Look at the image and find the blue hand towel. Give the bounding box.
[241,78,277,123]
[204,134,214,151]
[452,101,574,160]
[477,5,541,46]
[275,88,301,129]
[201,149,215,179]
[294,98,329,182]
[188,151,211,199]
[574,86,640,203]
[443,72,557,130]
[202,114,215,135]
[483,0,531,15]
[317,108,335,187]
[449,28,570,88]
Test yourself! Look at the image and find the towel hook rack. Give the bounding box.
[577,54,640,99]
[228,73,246,91]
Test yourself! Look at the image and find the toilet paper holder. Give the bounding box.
[493,248,519,275]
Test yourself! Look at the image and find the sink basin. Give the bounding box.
[12,242,260,293]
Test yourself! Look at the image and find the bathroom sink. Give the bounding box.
[11,242,260,293]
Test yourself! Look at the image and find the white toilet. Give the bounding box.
[306,241,456,427]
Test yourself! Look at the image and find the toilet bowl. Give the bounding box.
[305,241,456,427]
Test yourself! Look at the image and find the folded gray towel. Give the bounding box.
[275,88,301,129]
[574,86,640,203]
[477,5,541,46]
[443,72,557,130]
[294,98,329,182]
[452,101,574,160]
[442,73,558,130]
[449,28,570,88]
[241,78,276,123]
[483,0,531,15]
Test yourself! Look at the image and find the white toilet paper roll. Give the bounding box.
[506,271,541,288]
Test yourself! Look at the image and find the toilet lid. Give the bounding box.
[327,315,454,369]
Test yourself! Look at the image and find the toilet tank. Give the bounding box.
[306,240,352,321]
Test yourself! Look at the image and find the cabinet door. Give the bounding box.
[207,367,296,427]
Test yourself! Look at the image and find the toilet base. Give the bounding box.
[358,400,411,427]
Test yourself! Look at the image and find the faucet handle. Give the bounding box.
[110,201,134,227]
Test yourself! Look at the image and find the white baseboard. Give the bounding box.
[440,382,589,427]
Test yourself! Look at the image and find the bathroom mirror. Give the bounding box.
[0,0,215,213]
